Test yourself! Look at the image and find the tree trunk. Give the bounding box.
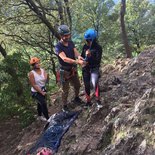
[120,0,132,58]
[56,0,64,24]
[64,0,72,29]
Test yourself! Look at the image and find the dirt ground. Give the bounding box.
[0,117,22,154]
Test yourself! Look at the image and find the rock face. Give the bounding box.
[14,47,155,155]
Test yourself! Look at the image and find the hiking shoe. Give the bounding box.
[38,116,47,122]
[96,100,103,109]
[62,105,70,112]
[73,97,83,104]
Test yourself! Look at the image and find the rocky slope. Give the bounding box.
[3,46,155,155]
[56,47,155,155]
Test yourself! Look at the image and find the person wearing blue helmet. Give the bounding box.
[81,28,103,108]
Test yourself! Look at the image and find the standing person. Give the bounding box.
[55,24,85,111]
[81,28,103,108]
[28,57,49,121]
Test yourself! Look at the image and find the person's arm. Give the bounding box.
[59,51,84,65]
[96,46,102,66]
[28,72,46,95]
[74,48,84,60]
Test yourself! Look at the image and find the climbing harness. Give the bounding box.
[56,67,77,84]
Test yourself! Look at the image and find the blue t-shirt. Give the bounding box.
[55,41,76,70]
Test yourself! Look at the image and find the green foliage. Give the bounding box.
[0,103,35,127]
[132,50,139,57]
[126,0,155,50]
[71,0,124,61]
[0,52,35,125]
[18,107,35,128]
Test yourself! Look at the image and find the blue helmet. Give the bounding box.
[84,28,97,41]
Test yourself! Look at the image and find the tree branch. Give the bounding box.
[64,0,72,28]
[25,0,60,39]
[0,43,7,58]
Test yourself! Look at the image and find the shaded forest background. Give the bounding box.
[0,0,155,127]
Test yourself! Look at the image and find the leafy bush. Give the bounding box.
[0,52,35,126]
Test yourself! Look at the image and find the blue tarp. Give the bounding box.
[26,111,80,155]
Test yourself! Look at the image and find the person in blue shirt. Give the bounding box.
[55,25,85,111]
[81,29,103,108]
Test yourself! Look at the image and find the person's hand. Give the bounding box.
[86,49,91,57]
[41,91,46,96]
[82,61,88,67]
[78,55,84,61]
[77,59,87,66]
